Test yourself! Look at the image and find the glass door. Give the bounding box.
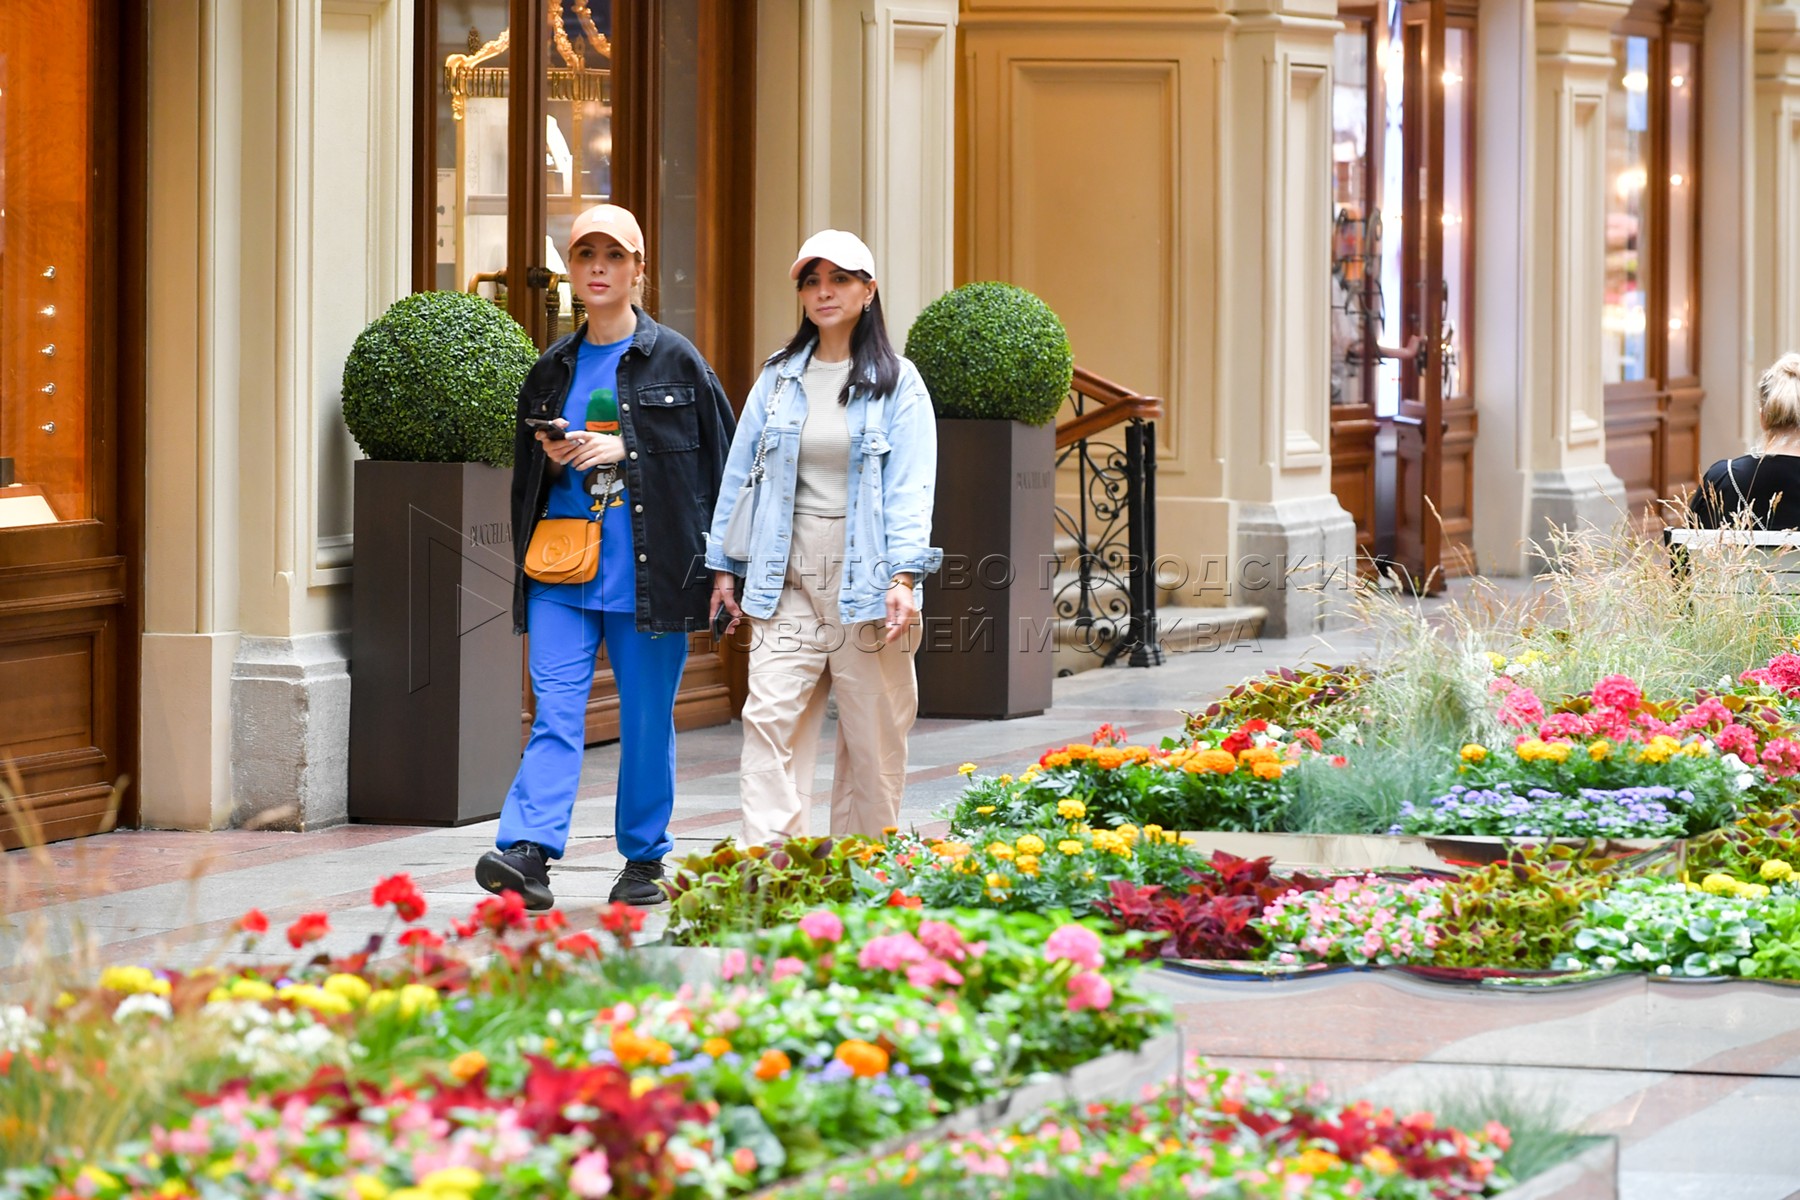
[1391,0,1477,592]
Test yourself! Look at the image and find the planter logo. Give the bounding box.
[1015,470,1053,490]
[467,521,511,547]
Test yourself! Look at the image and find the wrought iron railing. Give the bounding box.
[1054,368,1164,668]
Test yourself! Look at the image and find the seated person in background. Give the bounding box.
[1692,353,1800,529]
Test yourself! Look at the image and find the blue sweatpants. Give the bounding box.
[496,594,689,862]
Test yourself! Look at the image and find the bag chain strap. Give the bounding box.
[747,375,791,487]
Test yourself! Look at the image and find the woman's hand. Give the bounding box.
[537,424,626,471]
[884,576,918,644]
[712,571,744,635]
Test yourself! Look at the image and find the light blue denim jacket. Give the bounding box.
[705,342,944,623]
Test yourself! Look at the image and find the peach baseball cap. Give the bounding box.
[789,229,876,280]
[568,204,644,256]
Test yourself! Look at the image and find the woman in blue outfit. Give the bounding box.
[476,204,736,910]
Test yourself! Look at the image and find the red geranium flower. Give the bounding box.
[285,912,331,950]
[235,908,270,936]
[599,901,646,937]
[397,927,445,950]
[556,932,601,956]
[533,910,569,934]
[886,889,922,909]
[473,891,529,933]
[371,873,428,923]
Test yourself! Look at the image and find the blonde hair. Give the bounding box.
[1760,353,1800,434]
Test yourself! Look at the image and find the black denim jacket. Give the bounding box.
[510,309,736,634]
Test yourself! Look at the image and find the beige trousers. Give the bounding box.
[739,512,919,843]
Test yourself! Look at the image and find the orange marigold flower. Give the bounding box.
[1239,745,1281,766]
[1252,761,1284,781]
[1195,749,1238,774]
[702,1037,732,1058]
[753,1049,792,1080]
[1093,749,1127,770]
[834,1038,891,1078]
[1065,743,1094,760]
[448,1049,488,1082]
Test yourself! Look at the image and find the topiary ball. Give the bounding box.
[904,282,1073,426]
[341,291,538,467]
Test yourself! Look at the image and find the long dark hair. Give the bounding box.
[768,260,902,404]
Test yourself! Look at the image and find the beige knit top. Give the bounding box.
[793,356,854,516]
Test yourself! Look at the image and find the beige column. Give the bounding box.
[1755,4,1800,378]
[1219,0,1357,634]
[141,0,413,830]
[1695,0,1757,467]
[753,0,957,353]
[1519,0,1629,557]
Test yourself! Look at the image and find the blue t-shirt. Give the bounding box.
[530,335,637,612]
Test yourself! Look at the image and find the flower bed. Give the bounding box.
[770,1055,1514,1199]
[0,880,1168,1199]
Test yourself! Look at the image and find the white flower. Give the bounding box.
[0,1005,43,1053]
[1655,964,1673,976]
[113,993,172,1022]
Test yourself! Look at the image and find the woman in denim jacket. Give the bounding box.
[707,230,942,842]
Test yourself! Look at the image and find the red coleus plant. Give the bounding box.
[1239,1098,1510,1190]
[1096,852,1331,961]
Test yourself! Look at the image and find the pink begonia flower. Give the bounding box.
[1066,970,1113,1012]
[798,910,845,943]
[858,932,928,972]
[771,955,806,981]
[1591,674,1644,713]
[1715,723,1758,758]
[904,958,965,989]
[1044,924,1104,972]
[570,1150,614,1198]
[1744,653,1800,695]
[1497,685,1546,728]
[720,948,748,981]
[917,919,971,961]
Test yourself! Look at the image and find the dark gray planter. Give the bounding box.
[917,418,1055,719]
[349,460,521,825]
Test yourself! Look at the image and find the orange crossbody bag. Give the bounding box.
[523,517,599,584]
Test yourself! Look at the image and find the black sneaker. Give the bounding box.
[475,842,555,911]
[608,859,668,907]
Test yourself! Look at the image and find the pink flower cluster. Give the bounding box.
[1256,876,1444,967]
[856,922,984,991]
[1044,924,1113,1012]
[1742,652,1800,696]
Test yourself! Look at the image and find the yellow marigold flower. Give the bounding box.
[448,1050,488,1081]
[932,840,973,859]
[630,1075,658,1098]
[1636,734,1682,765]
[1178,835,1196,845]
[1761,859,1794,882]
[1485,651,1507,670]
[1681,740,1712,757]
[701,1037,732,1058]
[397,983,440,1018]
[1515,739,1545,762]
[1057,798,1087,821]
[1115,824,1140,843]
[350,1176,390,1200]
[1516,649,1545,666]
[1020,767,1040,782]
[1143,824,1164,838]
[323,973,372,1006]
[1701,873,1738,896]
[1057,839,1084,855]
[1588,740,1612,761]
[1286,1148,1343,1175]
[987,841,1015,860]
[985,873,1007,890]
[998,774,1013,785]
[80,1169,122,1193]
[229,977,276,1001]
[1016,854,1041,876]
[1043,752,1073,769]
[1542,742,1571,763]
[1736,881,1772,900]
[1460,743,1488,764]
[1361,1146,1400,1175]
[958,762,978,776]
[420,1169,483,1196]
[99,966,165,995]
[974,805,996,815]
[1252,761,1284,781]
[1016,834,1047,855]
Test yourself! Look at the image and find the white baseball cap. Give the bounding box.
[789,229,877,280]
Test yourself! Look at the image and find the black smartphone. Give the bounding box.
[524,417,567,440]
[710,603,734,640]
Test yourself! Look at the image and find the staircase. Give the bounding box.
[1052,368,1264,676]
